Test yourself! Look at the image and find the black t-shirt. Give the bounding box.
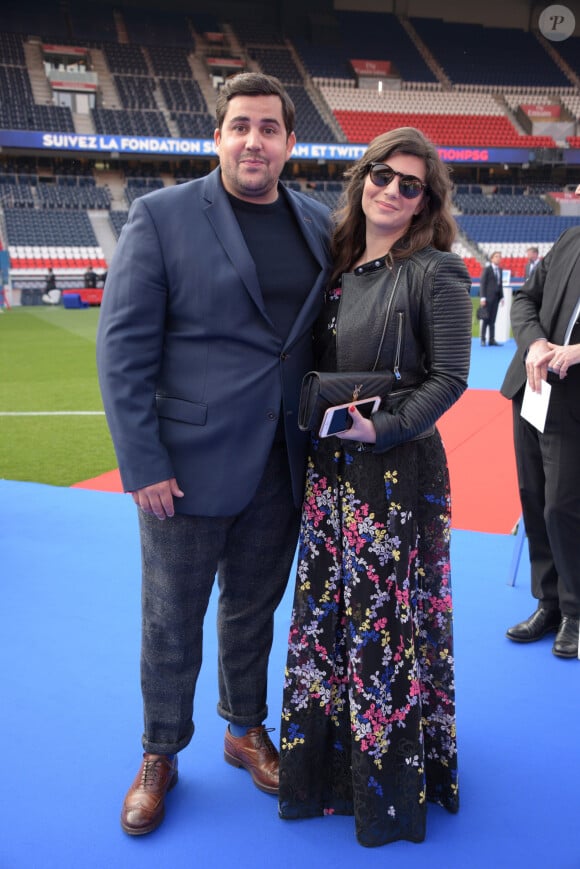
[228,188,320,443]
[227,190,319,342]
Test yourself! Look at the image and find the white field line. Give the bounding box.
[0,411,105,416]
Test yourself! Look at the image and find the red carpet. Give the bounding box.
[73,389,521,534]
[72,467,123,493]
[438,389,520,533]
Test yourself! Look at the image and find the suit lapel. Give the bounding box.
[282,187,330,349]
[549,232,580,337]
[201,171,268,318]
[201,172,330,343]
[284,187,328,270]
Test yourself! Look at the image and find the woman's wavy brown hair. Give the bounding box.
[330,127,457,285]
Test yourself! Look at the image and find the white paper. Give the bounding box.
[520,379,551,433]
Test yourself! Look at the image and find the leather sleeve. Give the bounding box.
[372,253,472,453]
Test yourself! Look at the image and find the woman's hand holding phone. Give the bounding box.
[319,396,379,442]
[335,404,377,443]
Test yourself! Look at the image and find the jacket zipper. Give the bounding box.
[371,264,403,371]
[393,311,404,380]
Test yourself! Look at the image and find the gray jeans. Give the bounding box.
[138,444,300,754]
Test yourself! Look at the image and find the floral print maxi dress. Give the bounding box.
[278,286,459,847]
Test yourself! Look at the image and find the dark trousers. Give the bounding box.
[512,378,580,616]
[481,296,500,343]
[138,443,300,755]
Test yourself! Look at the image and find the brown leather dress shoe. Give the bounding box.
[121,753,178,835]
[224,726,279,794]
[506,607,560,643]
[552,616,580,658]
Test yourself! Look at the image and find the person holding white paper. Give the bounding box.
[501,186,580,659]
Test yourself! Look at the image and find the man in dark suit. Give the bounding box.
[524,245,540,281]
[96,73,331,835]
[501,191,580,659]
[83,264,98,288]
[479,250,504,345]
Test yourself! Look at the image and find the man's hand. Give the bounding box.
[525,338,551,393]
[131,478,184,519]
[542,341,580,381]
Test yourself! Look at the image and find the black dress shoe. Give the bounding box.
[488,340,502,346]
[506,607,560,643]
[552,616,580,658]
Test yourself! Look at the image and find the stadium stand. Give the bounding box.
[102,43,150,76]
[125,177,164,205]
[68,3,118,43]
[112,74,158,110]
[286,86,338,144]
[457,215,580,279]
[453,192,552,216]
[0,2,579,303]
[36,179,111,210]
[1,0,68,41]
[247,47,303,84]
[322,87,560,147]
[0,31,26,66]
[410,17,571,88]
[188,12,222,37]
[227,18,287,47]
[92,107,171,137]
[5,208,106,270]
[547,33,580,79]
[149,46,196,79]
[334,11,437,84]
[161,78,207,112]
[121,6,195,48]
[172,112,216,139]
[292,38,356,84]
[109,210,129,240]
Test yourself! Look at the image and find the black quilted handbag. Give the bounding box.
[298,369,396,433]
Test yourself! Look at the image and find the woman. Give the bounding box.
[278,128,472,847]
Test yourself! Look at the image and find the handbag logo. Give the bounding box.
[352,383,363,400]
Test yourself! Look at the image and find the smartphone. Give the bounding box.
[319,396,381,438]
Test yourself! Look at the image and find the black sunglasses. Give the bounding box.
[368,162,427,200]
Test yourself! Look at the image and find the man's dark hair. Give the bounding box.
[215,72,295,137]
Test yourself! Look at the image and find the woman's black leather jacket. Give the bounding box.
[335,246,472,453]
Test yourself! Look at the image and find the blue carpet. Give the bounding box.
[468,336,517,391]
[2,479,580,869]
[2,339,579,867]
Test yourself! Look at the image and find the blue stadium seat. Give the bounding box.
[411,17,570,87]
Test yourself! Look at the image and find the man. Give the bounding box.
[45,267,56,292]
[524,245,540,281]
[501,184,580,659]
[42,267,61,305]
[479,250,504,346]
[84,263,98,288]
[96,72,331,835]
